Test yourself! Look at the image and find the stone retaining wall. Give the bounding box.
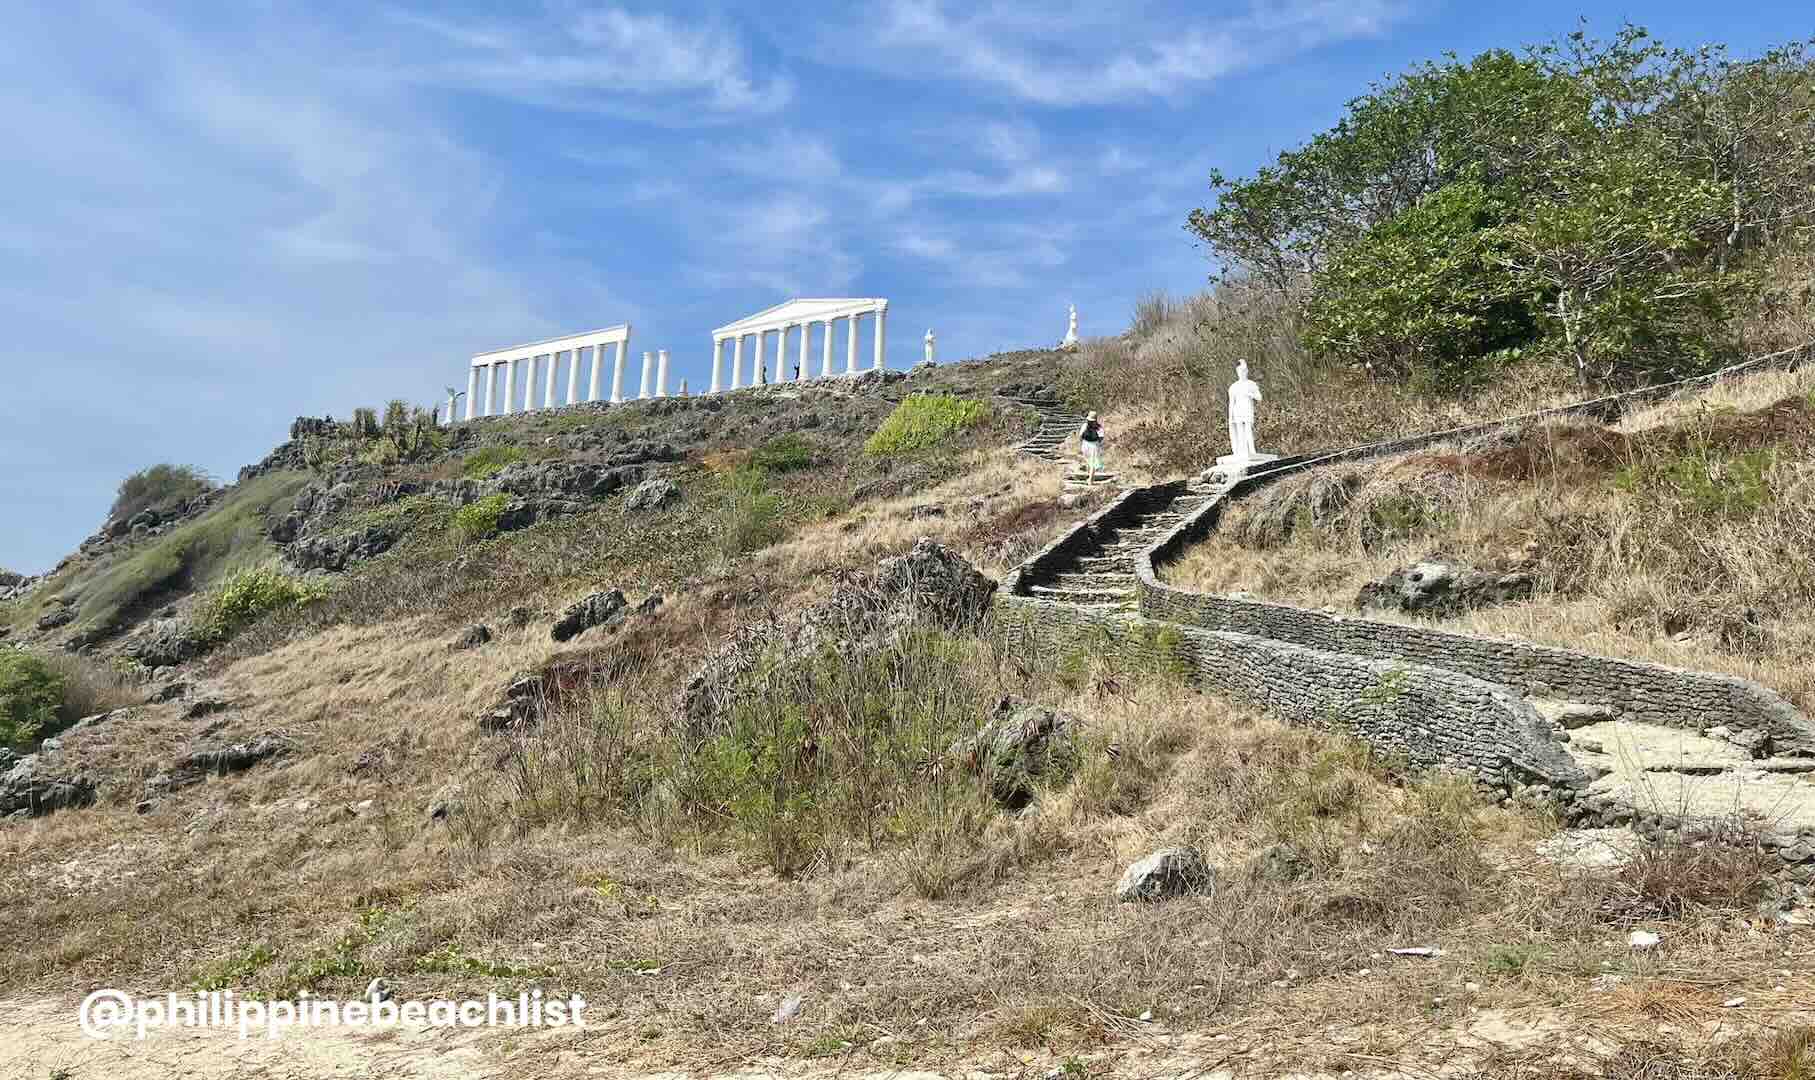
[1135,344,1815,756]
[997,342,1815,787]
[993,596,1587,788]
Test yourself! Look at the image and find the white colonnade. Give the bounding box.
[709,298,888,394]
[467,324,647,418]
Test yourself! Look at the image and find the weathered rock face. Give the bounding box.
[0,750,97,817]
[1355,557,1534,616]
[449,624,493,651]
[288,524,402,573]
[125,619,207,668]
[552,590,627,643]
[950,698,1084,808]
[625,477,680,512]
[1115,846,1214,902]
[676,540,997,741]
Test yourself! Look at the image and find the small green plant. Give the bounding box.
[748,433,816,473]
[192,566,328,643]
[461,446,527,480]
[189,943,276,991]
[110,463,215,523]
[452,494,511,543]
[1483,943,1545,977]
[864,393,991,455]
[713,467,784,558]
[0,650,65,748]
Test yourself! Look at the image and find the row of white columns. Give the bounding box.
[709,307,887,394]
[465,344,673,418]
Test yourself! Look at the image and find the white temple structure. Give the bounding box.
[710,298,888,392]
[466,325,637,417]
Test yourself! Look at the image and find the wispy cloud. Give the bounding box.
[391,6,793,118]
[864,0,1405,105]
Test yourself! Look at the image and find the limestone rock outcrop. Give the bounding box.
[1115,846,1214,902]
[949,698,1084,808]
[1355,556,1534,616]
[676,539,996,741]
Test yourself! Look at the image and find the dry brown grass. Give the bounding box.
[1162,371,1815,712]
[1056,280,1587,478]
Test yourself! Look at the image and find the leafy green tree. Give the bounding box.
[0,650,65,748]
[1303,179,1533,389]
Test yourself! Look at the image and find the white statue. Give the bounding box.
[1208,359,1276,482]
[924,328,935,365]
[1061,304,1079,348]
[1227,359,1261,460]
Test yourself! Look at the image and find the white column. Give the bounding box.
[846,313,860,374]
[753,330,766,386]
[465,367,480,420]
[711,338,725,393]
[771,326,787,384]
[656,350,670,397]
[588,345,603,402]
[504,358,518,413]
[566,349,580,405]
[732,335,744,389]
[821,320,834,377]
[610,342,627,403]
[797,321,810,382]
[483,364,497,416]
[638,351,653,398]
[873,304,887,370]
[543,352,557,409]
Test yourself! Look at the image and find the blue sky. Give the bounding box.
[1,2,1806,574]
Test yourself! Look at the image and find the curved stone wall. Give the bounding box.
[997,342,1815,786]
[1133,346,1815,756]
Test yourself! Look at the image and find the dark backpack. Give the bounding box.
[1081,420,1101,443]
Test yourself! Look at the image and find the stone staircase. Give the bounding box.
[1001,394,1125,490]
[1003,395,1084,463]
[1020,479,1225,607]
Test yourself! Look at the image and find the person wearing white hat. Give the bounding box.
[1078,411,1105,484]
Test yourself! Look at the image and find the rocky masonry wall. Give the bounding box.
[1136,583,1815,755]
[1134,344,1815,757]
[999,341,1815,788]
[993,595,1588,788]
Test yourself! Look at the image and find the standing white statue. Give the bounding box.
[1213,359,1277,479]
[1061,304,1079,348]
[924,328,935,365]
[1228,359,1261,459]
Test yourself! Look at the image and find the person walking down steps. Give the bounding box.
[1078,411,1106,485]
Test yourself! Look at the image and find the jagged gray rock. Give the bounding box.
[676,539,996,740]
[950,698,1084,808]
[1115,846,1214,902]
[1355,556,1534,616]
[552,590,626,643]
[0,749,96,817]
[125,619,206,668]
[625,476,680,511]
[449,624,493,651]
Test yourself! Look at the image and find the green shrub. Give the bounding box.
[0,650,65,748]
[713,468,784,558]
[461,446,527,480]
[451,494,511,543]
[110,464,214,523]
[864,394,991,456]
[77,471,311,635]
[0,649,141,748]
[192,567,329,643]
[748,433,817,473]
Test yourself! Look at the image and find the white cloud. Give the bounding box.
[863,0,1404,106]
[392,6,793,119]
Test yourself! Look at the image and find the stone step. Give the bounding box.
[1027,585,1132,604]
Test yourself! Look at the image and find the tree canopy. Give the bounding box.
[1188,26,1815,388]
